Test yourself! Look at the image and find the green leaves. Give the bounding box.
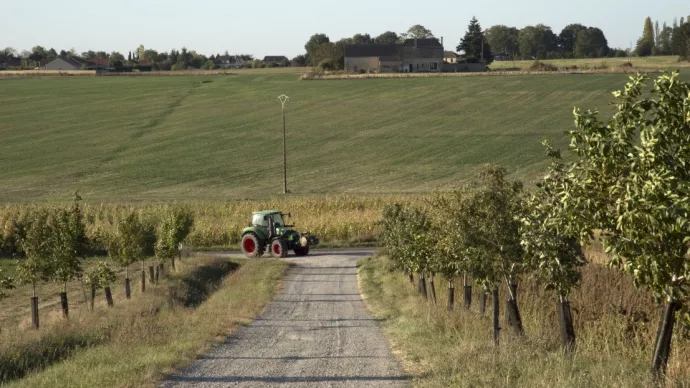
[155,206,194,261]
[566,71,690,304]
[108,211,156,268]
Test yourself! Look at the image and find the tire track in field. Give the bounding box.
[75,81,208,179]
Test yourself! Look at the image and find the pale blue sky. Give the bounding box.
[2,0,688,58]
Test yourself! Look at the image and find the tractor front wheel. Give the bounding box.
[294,246,310,256]
[241,233,263,258]
[270,239,288,258]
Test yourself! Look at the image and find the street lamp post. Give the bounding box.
[277,94,289,194]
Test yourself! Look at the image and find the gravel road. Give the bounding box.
[163,249,408,387]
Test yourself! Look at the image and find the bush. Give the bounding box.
[529,60,558,72]
[619,61,634,68]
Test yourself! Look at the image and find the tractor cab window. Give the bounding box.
[252,214,268,227]
[271,213,285,227]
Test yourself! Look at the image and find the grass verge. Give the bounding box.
[358,256,690,387]
[4,256,288,388]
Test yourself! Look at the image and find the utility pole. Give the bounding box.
[277,94,289,194]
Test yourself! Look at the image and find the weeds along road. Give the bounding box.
[163,249,408,388]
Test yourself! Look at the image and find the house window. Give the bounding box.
[430,62,438,70]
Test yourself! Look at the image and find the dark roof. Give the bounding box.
[343,44,400,58]
[86,57,109,66]
[403,38,443,48]
[50,57,85,68]
[1,58,22,67]
[263,56,288,62]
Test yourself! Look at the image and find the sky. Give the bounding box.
[2,0,688,59]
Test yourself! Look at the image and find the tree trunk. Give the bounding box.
[479,291,487,315]
[558,296,576,353]
[80,277,88,304]
[124,278,131,299]
[428,273,437,305]
[149,266,155,284]
[447,280,454,311]
[104,286,114,307]
[60,291,69,318]
[171,256,176,272]
[141,270,146,293]
[420,274,428,299]
[417,272,423,294]
[90,285,96,312]
[31,296,39,330]
[408,273,414,285]
[506,282,524,336]
[463,274,472,309]
[651,300,679,376]
[493,287,500,345]
[155,265,160,283]
[159,263,165,277]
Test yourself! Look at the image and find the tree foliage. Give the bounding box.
[574,27,609,58]
[375,31,400,44]
[457,17,493,64]
[485,25,519,56]
[636,17,655,56]
[155,206,194,261]
[518,25,557,59]
[401,24,434,40]
[558,24,587,55]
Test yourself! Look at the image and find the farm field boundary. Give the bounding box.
[358,255,690,387]
[301,67,672,80]
[2,256,288,388]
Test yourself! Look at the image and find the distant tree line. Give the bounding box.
[635,16,690,58]
[0,45,282,71]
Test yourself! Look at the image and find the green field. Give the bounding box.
[2,71,689,202]
[488,55,690,70]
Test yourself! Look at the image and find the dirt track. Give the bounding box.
[162,249,407,387]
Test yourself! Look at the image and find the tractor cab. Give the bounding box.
[250,211,290,237]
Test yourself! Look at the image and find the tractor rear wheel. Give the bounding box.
[241,233,263,258]
[294,246,310,256]
[270,239,288,258]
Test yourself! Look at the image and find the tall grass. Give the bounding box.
[0,196,420,252]
[359,256,690,387]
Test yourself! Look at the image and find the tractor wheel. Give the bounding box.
[294,246,310,257]
[270,239,288,258]
[241,233,263,258]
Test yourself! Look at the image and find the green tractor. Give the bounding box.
[240,210,319,258]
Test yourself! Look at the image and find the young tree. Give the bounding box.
[50,208,83,317]
[457,17,493,64]
[470,166,526,337]
[351,33,374,44]
[108,212,150,298]
[565,72,690,376]
[84,261,116,310]
[520,142,587,352]
[636,17,655,56]
[17,210,54,329]
[155,206,193,273]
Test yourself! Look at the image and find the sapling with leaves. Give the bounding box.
[49,208,83,317]
[155,206,194,273]
[16,209,54,329]
[469,166,527,337]
[520,141,587,352]
[380,204,412,282]
[564,71,690,375]
[108,211,150,299]
[84,261,116,309]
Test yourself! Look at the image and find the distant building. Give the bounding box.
[344,38,444,73]
[444,51,458,64]
[44,57,85,71]
[493,53,512,61]
[215,55,246,69]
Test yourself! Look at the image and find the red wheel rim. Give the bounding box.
[273,243,281,255]
[243,238,255,254]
